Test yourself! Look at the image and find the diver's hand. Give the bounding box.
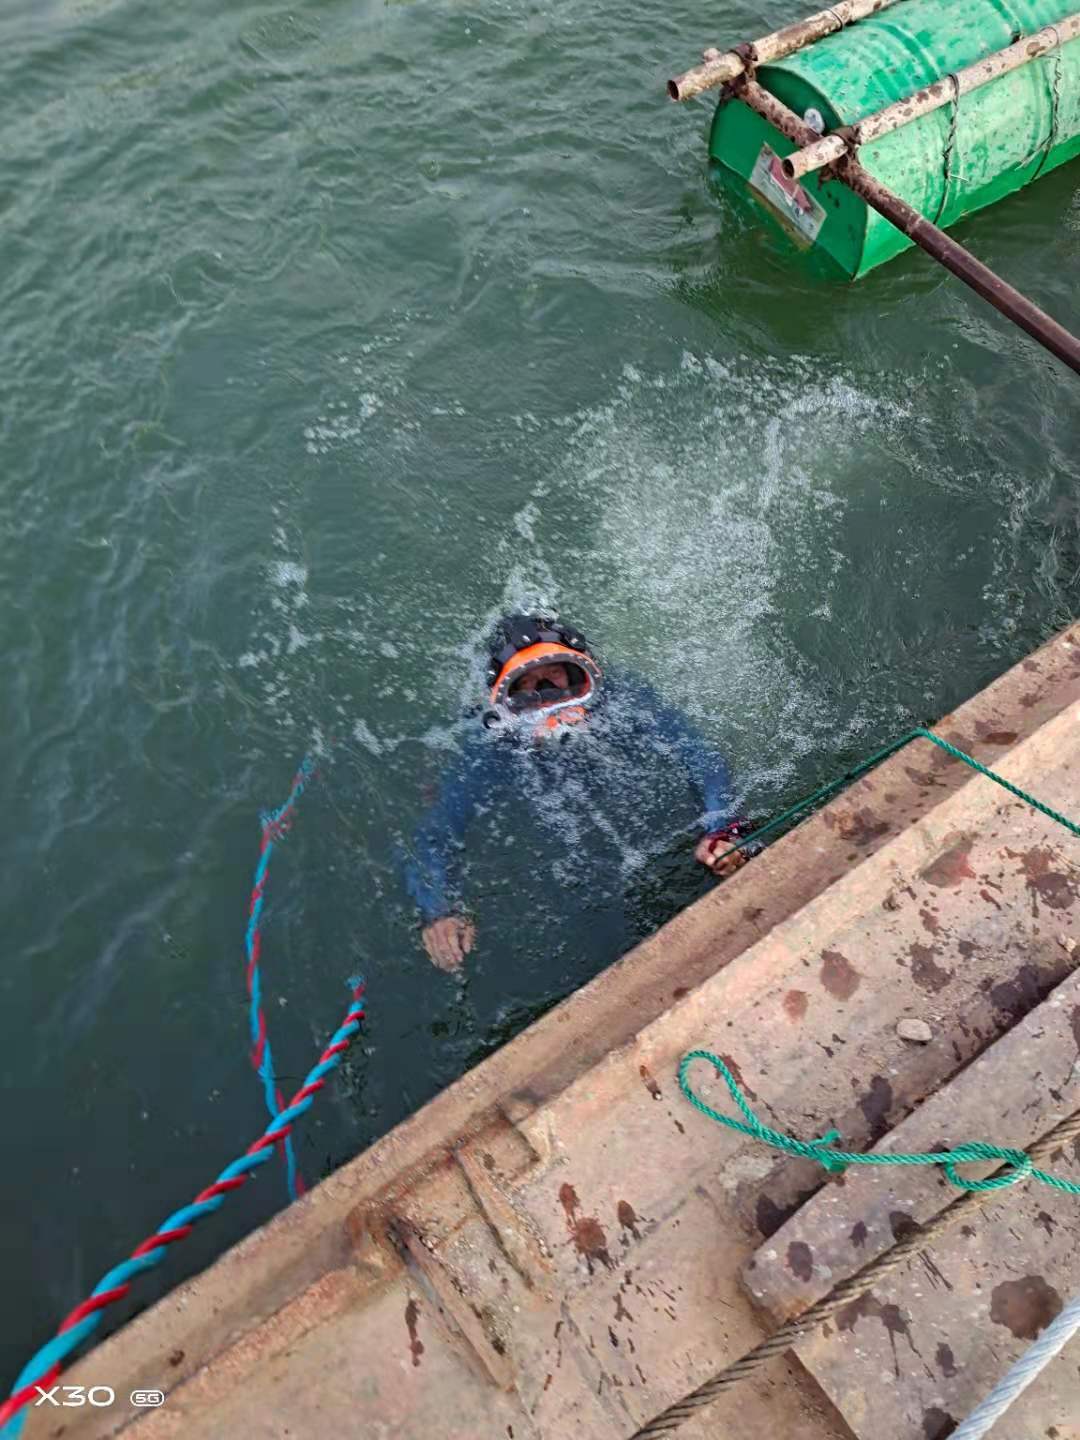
[695,832,749,879]
[422,915,476,971]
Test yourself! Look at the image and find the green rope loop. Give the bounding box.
[679,1052,1080,1195]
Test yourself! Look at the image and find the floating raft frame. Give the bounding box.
[670,0,1080,374]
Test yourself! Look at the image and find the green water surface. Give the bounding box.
[2,0,1079,1390]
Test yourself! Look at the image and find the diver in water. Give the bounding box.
[405,614,756,971]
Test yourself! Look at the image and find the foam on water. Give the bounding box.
[541,352,908,795]
[238,343,885,782]
[232,337,1067,833]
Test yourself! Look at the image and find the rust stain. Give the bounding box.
[617,1200,642,1242]
[719,1052,757,1101]
[404,1298,424,1368]
[989,963,1043,1021]
[974,721,1017,745]
[990,1275,1063,1339]
[783,988,809,1022]
[1007,846,1078,913]
[787,1241,813,1282]
[857,1074,894,1142]
[909,941,952,994]
[826,807,889,845]
[922,1407,957,1439]
[836,1291,920,1376]
[918,907,942,935]
[850,1220,868,1248]
[573,1217,612,1272]
[559,1183,613,1273]
[935,1342,957,1378]
[543,1373,553,1392]
[639,1064,662,1100]
[904,764,940,789]
[820,948,861,1000]
[939,730,974,756]
[921,837,976,889]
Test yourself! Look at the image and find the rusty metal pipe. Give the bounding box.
[737,79,1080,376]
[782,12,1080,179]
[737,77,850,150]
[781,131,854,179]
[843,160,1080,374]
[667,0,910,102]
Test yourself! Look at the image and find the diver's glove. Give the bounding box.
[696,819,764,877]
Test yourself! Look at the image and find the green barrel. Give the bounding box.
[710,0,1080,275]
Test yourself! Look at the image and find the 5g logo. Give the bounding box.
[131,1390,166,1407]
[35,1385,116,1407]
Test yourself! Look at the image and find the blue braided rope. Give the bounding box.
[0,980,366,1436]
[245,757,316,1201]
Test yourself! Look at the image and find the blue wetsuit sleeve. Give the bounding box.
[404,731,501,924]
[625,676,735,832]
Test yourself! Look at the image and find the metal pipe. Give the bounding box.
[736,79,1080,376]
[782,12,1080,179]
[781,131,855,179]
[667,0,910,103]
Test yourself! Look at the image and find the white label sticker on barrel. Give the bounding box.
[749,144,826,246]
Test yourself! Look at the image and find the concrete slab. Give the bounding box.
[481,703,1080,1436]
[744,964,1080,1326]
[794,1182,1080,1440]
[22,625,1080,1440]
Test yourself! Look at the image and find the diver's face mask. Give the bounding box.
[485,642,603,740]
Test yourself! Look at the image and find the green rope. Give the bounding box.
[684,726,1080,1197]
[709,726,1080,869]
[679,1052,1080,1195]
